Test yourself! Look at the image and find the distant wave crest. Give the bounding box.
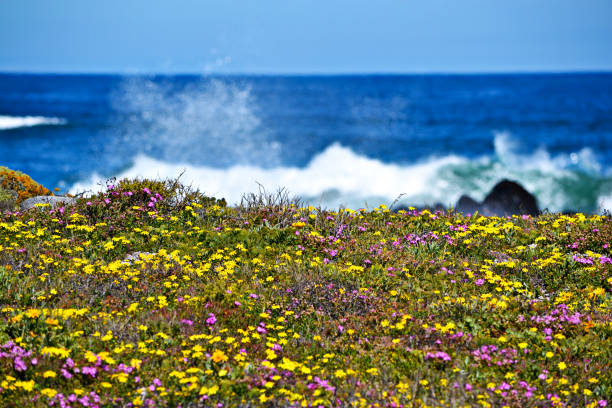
[0,115,67,130]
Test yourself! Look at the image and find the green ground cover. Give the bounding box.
[0,178,610,407]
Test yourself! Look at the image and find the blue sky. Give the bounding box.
[1,0,611,74]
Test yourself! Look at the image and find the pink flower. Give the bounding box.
[82,366,97,377]
[13,357,26,371]
[475,279,485,286]
[206,313,217,325]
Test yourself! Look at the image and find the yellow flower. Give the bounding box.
[335,369,347,378]
[211,349,228,363]
[366,367,379,376]
[15,380,35,391]
[278,358,299,371]
[43,370,57,378]
[41,388,57,398]
[558,362,567,370]
[25,309,41,319]
[199,385,219,395]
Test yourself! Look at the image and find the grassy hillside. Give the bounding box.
[0,178,610,407]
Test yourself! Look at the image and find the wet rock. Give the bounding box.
[454,179,539,216]
[455,195,480,214]
[20,195,76,211]
[482,180,538,216]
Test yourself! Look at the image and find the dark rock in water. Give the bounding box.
[454,179,539,216]
[482,180,538,216]
[392,179,539,216]
[20,196,76,210]
[455,195,480,214]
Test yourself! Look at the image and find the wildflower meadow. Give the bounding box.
[0,178,610,407]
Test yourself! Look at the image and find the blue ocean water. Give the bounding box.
[1,73,611,212]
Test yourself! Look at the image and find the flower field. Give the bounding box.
[0,179,610,407]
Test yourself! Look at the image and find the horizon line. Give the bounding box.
[1,68,612,77]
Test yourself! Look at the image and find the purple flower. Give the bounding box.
[14,357,27,371]
[206,313,217,325]
[82,366,97,377]
[475,279,485,286]
[425,351,451,362]
[181,319,194,326]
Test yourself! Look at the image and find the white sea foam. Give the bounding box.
[0,115,67,130]
[70,143,468,209]
[70,133,611,213]
[600,193,612,213]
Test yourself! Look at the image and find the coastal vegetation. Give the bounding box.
[0,166,50,211]
[0,175,610,407]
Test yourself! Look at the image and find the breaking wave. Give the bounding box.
[0,115,67,130]
[70,133,612,213]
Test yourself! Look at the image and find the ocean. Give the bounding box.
[1,73,611,213]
